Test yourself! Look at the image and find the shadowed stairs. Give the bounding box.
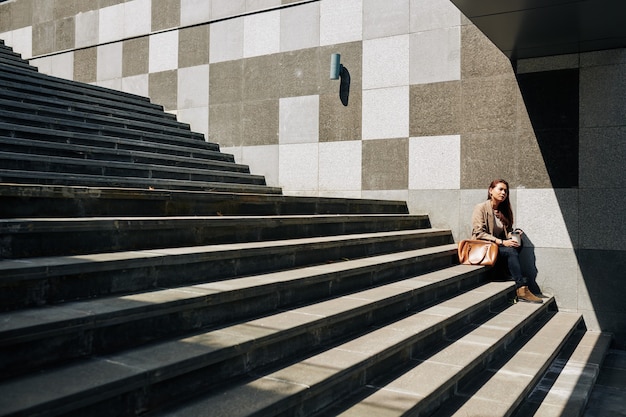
[0,39,612,417]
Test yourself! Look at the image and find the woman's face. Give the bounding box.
[490,182,508,203]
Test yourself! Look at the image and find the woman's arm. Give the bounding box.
[471,203,498,243]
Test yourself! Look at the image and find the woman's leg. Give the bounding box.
[498,246,526,288]
[498,246,542,303]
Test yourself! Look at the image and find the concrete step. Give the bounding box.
[0,213,430,258]
[1,109,207,148]
[0,98,204,140]
[325,299,555,416]
[144,281,517,417]
[0,183,409,218]
[0,230,454,310]
[433,312,585,417]
[0,151,268,187]
[0,122,228,162]
[0,245,461,379]
[0,168,279,194]
[512,330,612,417]
[0,85,189,130]
[0,60,159,110]
[0,273,509,417]
[0,136,247,174]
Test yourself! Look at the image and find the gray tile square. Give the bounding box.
[279,47,321,98]
[409,81,461,137]
[32,21,55,56]
[209,60,244,105]
[55,17,75,51]
[74,47,97,83]
[209,103,243,147]
[460,132,517,189]
[123,37,149,77]
[151,0,180,31]
[148,70,178,111]
[461,24,512,79]
[242,99,279,146]
[362,138,408,190]
[461,76,518,134]
[319,91,362,142]
[179,25,210,68]
[243,54,281,101]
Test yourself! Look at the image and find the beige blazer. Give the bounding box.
[471,200,513,242]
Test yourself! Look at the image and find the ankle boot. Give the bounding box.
[516,286,543,304]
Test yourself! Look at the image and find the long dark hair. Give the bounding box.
[487,179,513,226]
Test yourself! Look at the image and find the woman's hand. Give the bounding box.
[502,238,520,248]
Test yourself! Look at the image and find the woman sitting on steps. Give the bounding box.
[471,179,543,303]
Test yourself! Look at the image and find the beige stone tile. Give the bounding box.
[208,103,243,146]
[148,70,178,111]
[151,0,180,31]
[122,37,149,77]
[461,24,512,79]
[362,139,408,190]
[178,25,210,68]
[209,59,244,105]
[32,21,55,56]
[243,54,281,101]
[279,47,321,98]
[409,81,461,137]
[319,91,362,142]
[74,47,97,83]
[242,99,279,146]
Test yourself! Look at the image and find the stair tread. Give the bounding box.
[146,282,516,417]
[334,299,553,417]
[0,244,455,343]
[0,278,511,417]
[513,331,612,417]
[0,137,237,170]
[0,169,279,194]
[0,230,453,276]
[0,267,499,416]
[0,150,264,180]
[436,312,583,417]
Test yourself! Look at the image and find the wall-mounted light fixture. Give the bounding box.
[330,53,342,80]
[330,53,350,106]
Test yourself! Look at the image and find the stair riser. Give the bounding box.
[0,125,227,160]
[1,111,204,144]
[0,217,428,258]
[0,185,408,218]
[19,270,490,417]
[0,250,457,380]
[0,233,452,310]
[0,158,266,186]
[0,139,246,174]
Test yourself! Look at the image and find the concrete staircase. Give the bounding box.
[0,39,612,417]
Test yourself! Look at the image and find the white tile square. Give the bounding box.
[75,10,99,48]
[149,31,179,73]
[177,107,209,140]
[124,0,151,38]
[517,189,577,249]
[246,0,281,12]
[319,141,362,191]
[280,2,320,52]
[279,95,319,144]
[97,42,123,81]
[29,57,52,74]
[121,74,149,97]
[210,18,244,63]
[97,78,122,90]
[363,35,410,90]
[409,135,460,189]
[99,4,124,44]
[279,143,319,192]
[410,0,461,32]
[243,10,280,58]
[181,0,212,26]
[320,0,362,46]
[9,26,32,59]
[242,144,279,187]
[363,0,410,39]
[212,0,246,20]
[48,52,74,80]
[362,86,409,140]
[177,65,209,109]
[410,27,460,84]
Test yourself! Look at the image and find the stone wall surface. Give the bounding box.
[1,0,624,347]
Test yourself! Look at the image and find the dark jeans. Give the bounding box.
[498,246,527,288]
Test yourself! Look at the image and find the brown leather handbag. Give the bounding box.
[458,239,498,266]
